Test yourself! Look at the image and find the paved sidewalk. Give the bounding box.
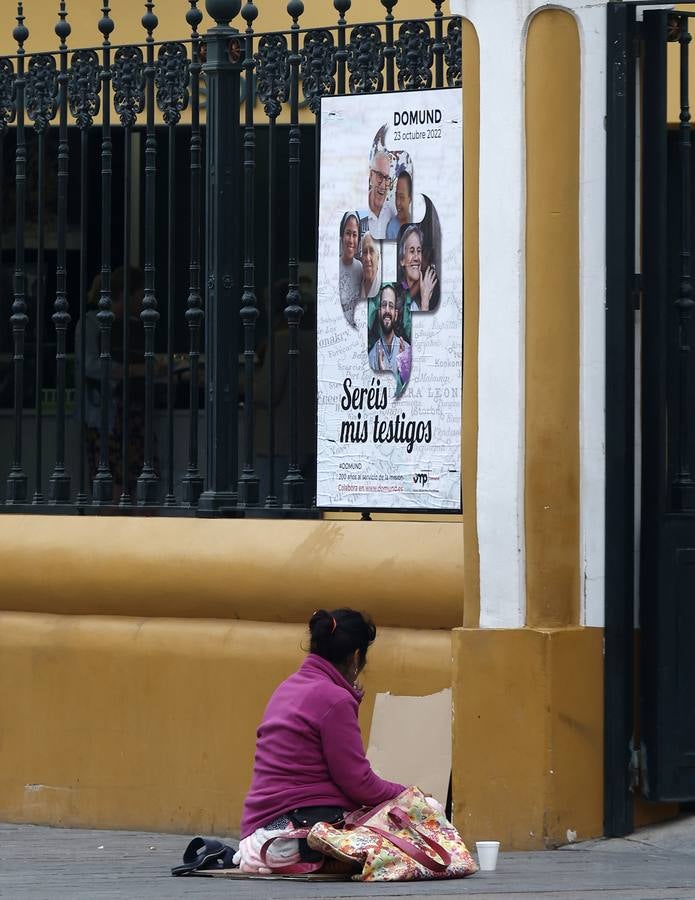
[2,817,695,899]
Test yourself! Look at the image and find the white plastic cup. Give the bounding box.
[476,840,500,871]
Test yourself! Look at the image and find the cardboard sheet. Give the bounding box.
[366,688,452,804]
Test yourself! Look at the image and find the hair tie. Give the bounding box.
[331,616,337,634]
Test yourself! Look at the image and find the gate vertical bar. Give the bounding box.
[76,125,88,503]
[640,6,669,802]
[0,59,16,499]
[69,47,101,505]
[112,38,146,504]
[31,105,49,502]
[49,1,72,504]
[33,124,45,503]
[182,0,204,506]
[283,0,305,508]
[238,0,259,507]
[137,1,160,505]
[604,0,637,838]
[6,4,29,505]
[432,0,444,88]
[265,116,277,508]
[166,84,177,507]
[198,0,243,514]
[93,3,114,504]
[300,27,335,508]
[255,30,288,509]
[382,0,396,92]
[26,46,59,505]
[121,141,133,505]
[155,40,190,507]
[673,15,695,509]
[335,0,349,95]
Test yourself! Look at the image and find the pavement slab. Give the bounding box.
[2,820,695,900]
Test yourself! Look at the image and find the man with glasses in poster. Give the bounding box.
[362,150,394,239]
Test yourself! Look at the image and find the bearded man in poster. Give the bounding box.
[368,284,412,395]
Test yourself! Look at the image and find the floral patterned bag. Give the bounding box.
[307,787,478,882]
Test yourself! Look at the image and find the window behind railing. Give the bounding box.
[0,0,461,516]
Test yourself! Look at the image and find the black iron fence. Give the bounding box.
[0,0,461,516]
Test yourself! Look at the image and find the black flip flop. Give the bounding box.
[171,836,237,876]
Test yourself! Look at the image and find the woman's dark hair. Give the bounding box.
[339,210,361,242]
[396,170,412,196]
[309,608,376,669]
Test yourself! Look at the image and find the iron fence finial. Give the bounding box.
[55,0,71,49]
[241,0,258,31]
[99,3,114,45]
[205,0,241,27]
[186,0,203,35]
[14,2,29,52]
[334,0,351,23]
[142,0,158,40]
[287,0,303,26]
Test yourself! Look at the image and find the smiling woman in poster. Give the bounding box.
[360,233,381,300]
[338,211,363,326]
[398,224,439,312]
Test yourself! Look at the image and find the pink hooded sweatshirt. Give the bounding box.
[240,653,404,838]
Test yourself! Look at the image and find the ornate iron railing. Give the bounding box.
[0,0,461,516]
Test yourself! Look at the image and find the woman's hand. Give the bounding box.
[420,265,438,311]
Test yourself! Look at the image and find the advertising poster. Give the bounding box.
[316,88,463,510]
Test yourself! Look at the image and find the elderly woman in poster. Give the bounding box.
[360,233,381,300]
[398,222,439,312]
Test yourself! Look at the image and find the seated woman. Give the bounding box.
[236,608,405,874]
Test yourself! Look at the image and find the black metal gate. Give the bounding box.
[0,0,461,516]
[606,0,695,834]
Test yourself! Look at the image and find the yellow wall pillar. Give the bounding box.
[525,11,581,630]
[453,627,603,849]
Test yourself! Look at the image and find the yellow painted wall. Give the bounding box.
[0,612,451,832]
[524,10,580,629]
[0,516,463,628]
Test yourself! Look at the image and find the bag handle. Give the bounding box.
[259,829,309,867]
[365,821,451,874]
[388,806,453,867]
